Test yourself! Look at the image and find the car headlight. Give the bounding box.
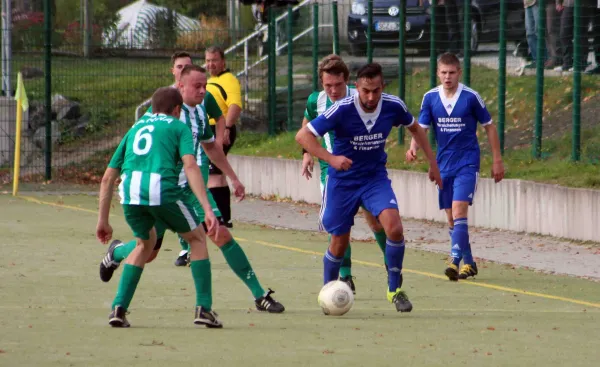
[351,3,366,16]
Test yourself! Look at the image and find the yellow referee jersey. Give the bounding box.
[206,69,242,125]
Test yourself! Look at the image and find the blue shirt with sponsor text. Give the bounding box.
[418,83,492,176]
[308,93,415,180]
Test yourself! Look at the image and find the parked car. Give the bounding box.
[347,0,527,56]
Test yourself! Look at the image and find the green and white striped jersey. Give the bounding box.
[303,86,357,170]
[146,98,221,187]
[177,103,215,187]
[109,113,195,206]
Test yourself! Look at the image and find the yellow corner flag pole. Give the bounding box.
[13,72,29,196]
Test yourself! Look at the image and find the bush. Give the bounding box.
[176,15,229,50]
[62,21,104,48]
[12,11,62,51]
[150,9,179,49]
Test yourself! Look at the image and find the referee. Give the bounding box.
[204,46,242,228]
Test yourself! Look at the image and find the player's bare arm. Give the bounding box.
[406,131,422,162]
[483,123,505,183]
[96,167,120,244]
[223,104,242,146]
[182,155,219,237]
[295,127,352,171]
[202,141,246,201]
[300,117,315,179]
[214,115,227,147]
[407,123,442,188]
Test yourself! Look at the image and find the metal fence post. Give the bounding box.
[312,2,319,91]
[287,4,294,131]
[1,0,12,98]
[398,0,407,144]
[44,0,53,179]
[498,0,507,154]
[572,0,581,161]
[268,6,277,135]
[429,0,437,148]
[463,0,471,85]
[533,0,546,159]
[333,0,340,55]
[367,0,373,63]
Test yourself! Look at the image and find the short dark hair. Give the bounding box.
[356,63,383,81]
[171,51,192,65]
[180,64,207,79]
[205,46,225,60]
[318,54,349,81]
[151,87,183,114]
[438,52,461,68]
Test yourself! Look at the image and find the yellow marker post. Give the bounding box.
[13,72,29,196]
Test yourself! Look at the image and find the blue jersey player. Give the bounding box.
[406,53,505,281]
[296,63,442,313]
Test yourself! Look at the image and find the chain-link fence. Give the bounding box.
[1,0,599,185]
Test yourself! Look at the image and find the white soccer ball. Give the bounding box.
[318,280,354,316]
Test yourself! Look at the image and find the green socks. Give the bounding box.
[113,240,136,262]
[339,244,352,278]
[220,239,265,299]
[190,259,212,311]
[334,230,388,278]
[374,230,388,264]
[111,264,144,311]
[178,235,190,253]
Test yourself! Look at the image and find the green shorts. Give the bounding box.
[319,159,328,196]
[123,201,201,240]
[152,188,222,240]
[181,187,222,221]
[176,188,223,248]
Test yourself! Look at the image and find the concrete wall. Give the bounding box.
[228,155,600,242]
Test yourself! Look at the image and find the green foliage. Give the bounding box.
[150,9,179,49]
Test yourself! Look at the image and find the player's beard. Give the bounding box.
[359,98,378,113]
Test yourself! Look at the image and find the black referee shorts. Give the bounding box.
[208,124,237,175]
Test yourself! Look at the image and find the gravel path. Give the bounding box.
[232,197,600,280]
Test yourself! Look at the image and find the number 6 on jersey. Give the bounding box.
[133,125,155,155]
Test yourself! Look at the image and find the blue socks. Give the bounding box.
[449,227,462,266]
[385,238,405,292]
[323,249,343,284]
[452,218,473,265]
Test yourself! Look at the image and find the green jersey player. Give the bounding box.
[99,65,285,314]
[96,87,222,328]
[300,55,395,293]
[139,51,228,268]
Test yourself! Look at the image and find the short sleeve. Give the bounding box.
[471,92,492,125]
[418,93,433,128]
[108,131,129,169]
[392,98,415,127]
[224,75,242,108]
[304,92,318,121]
[200,108,215,143]
[307,101,342,137]
[178,125,195,158]
[204,92,223,120]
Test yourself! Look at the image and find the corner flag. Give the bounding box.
[13,72,28,196]
[15,72,29,111]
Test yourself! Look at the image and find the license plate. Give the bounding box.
[375,21,399,32]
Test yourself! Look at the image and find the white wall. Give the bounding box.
[228,155,600,242]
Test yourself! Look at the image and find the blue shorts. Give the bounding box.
[438,166,479,210]
[320,175,399,235]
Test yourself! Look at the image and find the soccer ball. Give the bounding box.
[318,280,354,316]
